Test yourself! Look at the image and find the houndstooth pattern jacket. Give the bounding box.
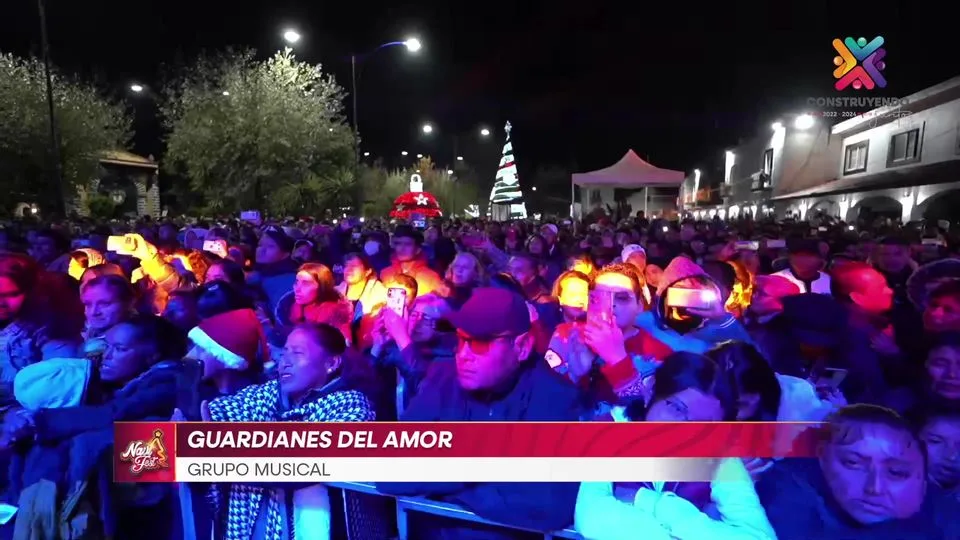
[207,379,375,540]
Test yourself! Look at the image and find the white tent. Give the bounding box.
[571,150,684,217]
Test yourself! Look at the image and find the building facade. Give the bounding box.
[682,76,960,224]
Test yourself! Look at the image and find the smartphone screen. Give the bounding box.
[814,368,848,390]
[665,288,716,309]
[587,290,614,324]
[387,287,408,318]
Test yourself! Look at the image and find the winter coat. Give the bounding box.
[380,256,443,297]
[377,359,582,538]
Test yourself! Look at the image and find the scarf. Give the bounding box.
[207,379,374,540]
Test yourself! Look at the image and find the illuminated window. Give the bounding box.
[888,128,920,165]
[843,141,869,174]
[761,148,773,176]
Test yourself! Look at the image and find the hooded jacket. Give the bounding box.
[380,255,444,297]
[634,257,753,353]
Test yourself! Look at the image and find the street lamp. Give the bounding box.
[130,84,144,93]
[794,114,815,130]
[404,38,422,52]
[456,156,464,161]
[283,29,301,44]
[422,123,433,134]
[447,169,453,175]
[222,91,230,96]
[401,151,408,156]
[363,152,370,157]
[480,128,491,137]
[416,153,423,158]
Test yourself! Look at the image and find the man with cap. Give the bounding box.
[380,225,443,297]
[772,238,832,295]
[377,287,580,538]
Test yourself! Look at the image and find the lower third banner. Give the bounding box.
[114,422,822,483]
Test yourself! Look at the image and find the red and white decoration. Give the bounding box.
[390,173,443,219]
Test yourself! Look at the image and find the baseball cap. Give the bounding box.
[446,288,531,339]
[787,238,821,256]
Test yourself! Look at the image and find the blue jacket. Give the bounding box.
[634,311,753,354]
[756,458,960,539]
[377,358,581,539]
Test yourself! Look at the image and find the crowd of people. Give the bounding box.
[0,210,959,539]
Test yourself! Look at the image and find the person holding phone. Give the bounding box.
[547,264,672,418]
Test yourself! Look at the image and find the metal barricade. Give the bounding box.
[331,482,581,540]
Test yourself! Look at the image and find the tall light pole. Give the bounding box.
[37,0,64,216]
[420,123,492,218]
[352,37,421,154]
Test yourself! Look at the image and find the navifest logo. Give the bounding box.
[832,36,887,91]
[119,428,170,475]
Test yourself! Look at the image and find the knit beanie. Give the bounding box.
[187,309,268,371]
[262,227,295,253]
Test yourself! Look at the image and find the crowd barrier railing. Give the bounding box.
[329,481,582,540]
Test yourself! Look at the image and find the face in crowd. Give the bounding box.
[923,285,960,333]
[920,413,960,492]
[926,342,960,402]
[342,255,370,287]
[556,273,589,322]
[0,275,26,323]
[100,321,159,385]
[508,256,538,287]
[592,268,643,330]
[643,353,729,422]
[392,236,419,263]
[256,234,288,265]
[874,243,912,274]
[455,330,534,393]
[279,324,344,404]
[819,414,926,525]
[81,277,133,336]
[448,253,480,288]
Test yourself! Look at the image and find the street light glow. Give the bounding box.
[480,128,491,137]
[422,123,433,134]
[456,156,464,161]
[222,91,230,96]
[283,30,301,44]
[771,121,783,131]
[794,114,815,130]
[532,187,537,191]
[363,152,370,157]
[130,84,144,93]
[446,169,453,175]
[404,38,422,52]
[416,153,423,158]
[401,151,408,156]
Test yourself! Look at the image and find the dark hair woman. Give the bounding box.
[206,322,375,540]
[706,341,782,421]
[0,254,82,410]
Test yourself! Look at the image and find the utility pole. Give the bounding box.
[37,0,65,216]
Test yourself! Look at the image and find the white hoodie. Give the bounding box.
[574,458,776,540]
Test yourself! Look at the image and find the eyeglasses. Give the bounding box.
[456,333,516,354]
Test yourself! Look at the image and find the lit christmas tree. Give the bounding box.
[488,121,528,220]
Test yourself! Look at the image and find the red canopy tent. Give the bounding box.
[389,191,443,219]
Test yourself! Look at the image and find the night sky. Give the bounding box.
[2,1,959,188]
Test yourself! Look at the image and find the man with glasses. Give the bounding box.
[377,287,581,538]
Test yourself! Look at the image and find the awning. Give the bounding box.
[572,150,684,188]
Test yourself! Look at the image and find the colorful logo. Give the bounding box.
[833,36,887,91]
[119,429,169,475]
